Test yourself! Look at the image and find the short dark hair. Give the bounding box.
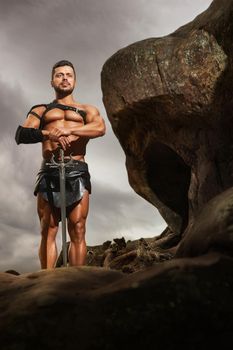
[51,60,76,79]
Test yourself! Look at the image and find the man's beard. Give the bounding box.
[54,85,74,97]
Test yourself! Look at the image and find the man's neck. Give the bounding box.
[54,93,75,105]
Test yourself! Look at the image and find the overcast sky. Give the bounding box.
[0,0,212,273]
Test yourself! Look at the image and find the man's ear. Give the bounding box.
[51,80,54,88]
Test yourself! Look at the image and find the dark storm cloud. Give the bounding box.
[0,77,27,135]
[0,222,40,273]
[87,181,165,244]
[0,138,40,231]
[0,0,151,108]
[0,0,213,104]
[0,74,40,239]
[0,73,41,191]
[0,75,42,242]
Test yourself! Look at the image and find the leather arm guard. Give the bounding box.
[15,125,44,144]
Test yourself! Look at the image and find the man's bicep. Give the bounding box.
[22,115,41,128]
[22,106,44,128]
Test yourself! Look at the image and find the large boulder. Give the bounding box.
[1,254,232,349]
[101,0,233,240]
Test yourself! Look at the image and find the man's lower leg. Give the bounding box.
[68,238,87,266]
[39,237,58,268]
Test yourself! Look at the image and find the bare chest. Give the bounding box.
[44,108,84,125]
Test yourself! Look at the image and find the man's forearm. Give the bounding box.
[15,126,70,152]
[70,122,105,139]
[40,130,48,140]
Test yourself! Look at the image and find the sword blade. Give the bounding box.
[59,148,68,267]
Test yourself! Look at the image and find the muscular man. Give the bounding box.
[15,60,106,269]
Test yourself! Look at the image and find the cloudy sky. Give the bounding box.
[0,0,212,273]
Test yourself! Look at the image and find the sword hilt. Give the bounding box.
[46,150,75,167]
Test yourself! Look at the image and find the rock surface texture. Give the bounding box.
[101,0,233,243]
[1,253,233,349]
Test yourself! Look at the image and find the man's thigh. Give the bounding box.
[37,193,60,229]
[68,190,89,225]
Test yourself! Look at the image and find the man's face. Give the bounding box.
[51,65,76,95]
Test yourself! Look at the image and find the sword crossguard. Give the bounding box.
[46,152,75,168]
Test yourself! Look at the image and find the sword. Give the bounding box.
[50,148,74,267]
[59,148,68,267]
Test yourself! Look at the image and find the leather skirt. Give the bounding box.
[34,158,91,208]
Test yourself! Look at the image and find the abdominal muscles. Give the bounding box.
[42,138,89,161]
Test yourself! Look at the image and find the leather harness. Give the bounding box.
[27,101,87,129]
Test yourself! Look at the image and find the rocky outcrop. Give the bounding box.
[176,187,233,258]
[56,236,174,272]
[101,0,233,245]
[1,253,232,349]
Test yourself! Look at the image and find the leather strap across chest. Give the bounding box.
[27,102,87,129]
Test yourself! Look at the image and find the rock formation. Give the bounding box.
[101,0,233,249]
[176,187,233,258]
[1,253,232,349]
[56,235,174,272]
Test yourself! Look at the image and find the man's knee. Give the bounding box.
[41,227,58,241]
[40,219,58,239]
[69,218,86,242]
